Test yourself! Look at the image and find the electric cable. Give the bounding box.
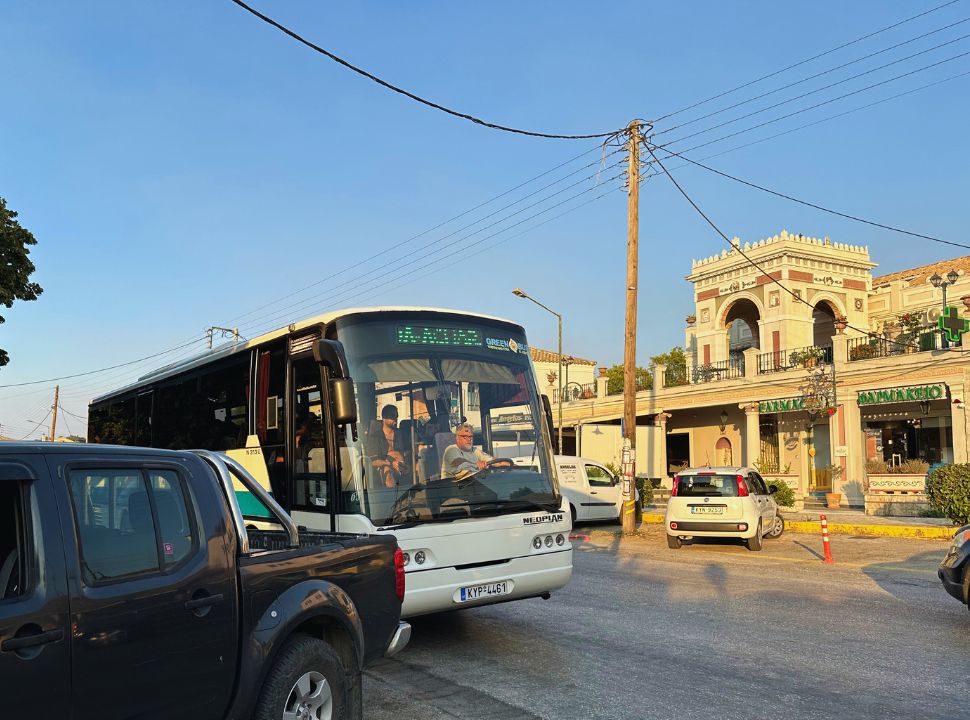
[647,143,970,251]
[58,405,74,439]
[229,0,624,140]
[652,0,963,123]
[658,46,970,150]
[656,19,970,137]
[19,408,51,440]
[642,142,919,350]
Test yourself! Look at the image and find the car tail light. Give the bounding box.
[670,522,679,530]
[736,474,749,497]
[393,547,406,602]
[671,475,680,496]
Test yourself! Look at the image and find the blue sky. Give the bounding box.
[2,0,968,438]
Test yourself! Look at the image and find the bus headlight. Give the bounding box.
[544,535,553,548]
[414,551,426,565]
[532,536,543,550]
[402,552,411,566]
[556,534,565,546]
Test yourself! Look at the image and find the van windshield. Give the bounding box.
[678,474,739,497]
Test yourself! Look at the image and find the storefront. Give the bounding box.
[856,383,953,466]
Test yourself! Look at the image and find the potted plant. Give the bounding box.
[789,346,827,368]
[823,463,844,508]
[834,315,848,334]
[896,312,925,350]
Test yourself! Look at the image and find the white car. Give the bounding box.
[664,466,784,551]
[512,455,631,523]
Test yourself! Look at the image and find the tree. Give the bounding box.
[604,347,687,395]
[0,197,43,367]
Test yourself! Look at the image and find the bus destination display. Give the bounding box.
[396,325,483,347]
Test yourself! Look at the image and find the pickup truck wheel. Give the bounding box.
[255,635,346,720]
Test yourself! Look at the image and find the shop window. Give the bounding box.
[759,416,780,472]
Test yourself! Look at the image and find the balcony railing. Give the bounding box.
[561,382,597,402]
[848,331,943,361]
[692,357,744,383]
[757,345,833,374]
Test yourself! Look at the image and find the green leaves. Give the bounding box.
[926,464,970,525]
[0,197,43,366]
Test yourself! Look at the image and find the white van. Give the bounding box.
[514,455,628,523]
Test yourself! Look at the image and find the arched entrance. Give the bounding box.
[724,298,761,366]
[812,301,837,347]
[715,436,733,466]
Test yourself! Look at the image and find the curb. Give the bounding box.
[639,512,955,540]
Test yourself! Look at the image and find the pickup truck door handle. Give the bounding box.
[185,593,224,612]
[2,628,64,652]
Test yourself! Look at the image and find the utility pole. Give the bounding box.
[207,326,241,350]
[50,384,60,441]
[621,120,641,533]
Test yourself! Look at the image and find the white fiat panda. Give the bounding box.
[664,467,785,551]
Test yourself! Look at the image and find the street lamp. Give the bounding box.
[930,270,961,348]
[512,288,563,454]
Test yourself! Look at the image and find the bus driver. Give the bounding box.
[440,423,510,479]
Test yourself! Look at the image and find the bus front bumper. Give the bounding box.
[401,548,573,618]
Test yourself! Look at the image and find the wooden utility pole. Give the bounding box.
[50,384,60,441]
[621,120,641,533]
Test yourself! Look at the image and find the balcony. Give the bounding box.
[663,358,744,387]
[847,331,943,361]
[757,345,833,374]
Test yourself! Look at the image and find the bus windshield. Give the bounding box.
[332,314,559,526]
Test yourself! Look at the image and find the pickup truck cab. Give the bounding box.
[0,442,409,720]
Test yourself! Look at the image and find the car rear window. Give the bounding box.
[678,474,739,497]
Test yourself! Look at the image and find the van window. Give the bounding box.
[585,465,614,487]
[677,474,739,497]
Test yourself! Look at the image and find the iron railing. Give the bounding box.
[757,345,833,374]
[847,331,942,362]
[561,382,597,402]
[692,357,744,383]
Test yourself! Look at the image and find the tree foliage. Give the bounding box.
[650,346,687,369]
[604,347,687,395]
[0,197,43,366]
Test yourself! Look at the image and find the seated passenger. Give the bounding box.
[366,404,410,487]
[440,423,509,479]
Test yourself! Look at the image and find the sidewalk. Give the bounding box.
[639,504,959,540]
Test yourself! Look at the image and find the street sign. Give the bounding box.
[938,305,969,344]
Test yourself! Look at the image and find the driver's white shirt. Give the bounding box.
[440,445,493,478]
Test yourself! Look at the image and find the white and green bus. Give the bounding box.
[89,307,572,617]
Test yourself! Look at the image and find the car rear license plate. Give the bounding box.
[457,581,512,603]
[690,505,725,515]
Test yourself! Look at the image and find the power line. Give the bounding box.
[0,336,206,389]
[658,46,970,150]
[655,18,970,137]
[648,143,970,251]
[20,408,51,441]
[652,0,963,123]
[228,0,624,140]
[642,141,917,350]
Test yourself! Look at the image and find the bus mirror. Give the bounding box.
[313,339,350,379]
[331,378,358,424]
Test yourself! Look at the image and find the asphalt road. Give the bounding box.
[363,523,967,720]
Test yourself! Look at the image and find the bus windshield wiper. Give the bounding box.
[468,497,560,515]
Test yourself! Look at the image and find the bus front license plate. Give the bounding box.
[457,581,512,603]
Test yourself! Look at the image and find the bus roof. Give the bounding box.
[91,306,525,404]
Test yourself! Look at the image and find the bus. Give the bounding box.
[88,307,572,617]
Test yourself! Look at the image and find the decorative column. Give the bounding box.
[837,393,863,507]
[653,363,666,391]
[741,402,760,467]
[596,367,608,399]
[742,347,759,379]
[950,382,968,464]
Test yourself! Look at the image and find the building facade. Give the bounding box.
[559,231,970,511]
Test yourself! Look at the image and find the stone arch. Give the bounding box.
[811,296,843,347]
[715,436,733,466]
[720,295,763,354]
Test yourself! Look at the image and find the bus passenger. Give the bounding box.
[367,405,409,487]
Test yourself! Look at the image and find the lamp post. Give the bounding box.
[930,270,960,348]
[513,288,563,454]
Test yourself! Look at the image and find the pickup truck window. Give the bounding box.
[68,468,197,583]
[0,481,26,601]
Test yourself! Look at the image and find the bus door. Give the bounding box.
[288,353,334,531]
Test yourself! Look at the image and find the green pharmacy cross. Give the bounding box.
[938,306,970,343]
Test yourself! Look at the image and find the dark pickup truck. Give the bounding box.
[0,443,409,719]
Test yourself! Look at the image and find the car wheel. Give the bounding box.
[765,513,785,539]
[745,522,763,551]
[667,534,682,549]
[254,635,347,720]
[963,562,970,610]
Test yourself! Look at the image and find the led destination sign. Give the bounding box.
[396,325,483,347]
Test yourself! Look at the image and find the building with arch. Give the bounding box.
[558,231,970,513]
